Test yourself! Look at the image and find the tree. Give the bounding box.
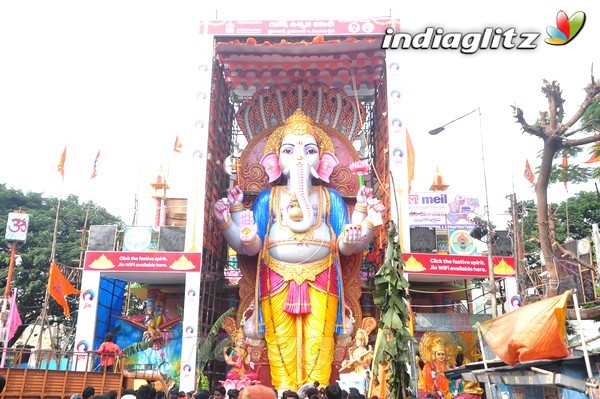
[0,184,122,326]
[513,77,600,299]
[520,192,600,245]
[518,192,600,269]
[513,77,600,295]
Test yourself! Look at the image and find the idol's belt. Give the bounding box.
[265,238,330,249]
[266,255,331,286]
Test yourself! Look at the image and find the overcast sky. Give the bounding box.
[0,0,598,229]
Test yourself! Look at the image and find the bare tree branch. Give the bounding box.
[563,121,600,137]
[563,133,600,148]
[561,81,600,132]
[512,105,546,139]
[539,111,548,130]
[553,241,595,271]
[541,80,564,130]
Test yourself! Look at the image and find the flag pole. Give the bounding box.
[36,196,62,352]
[475,322,489,370]
[78,202,92,268]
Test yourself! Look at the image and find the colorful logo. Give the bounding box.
[76,340,90,352]
[81,289,95,301]
[510,295,521,308]
[449,229,476,256]
[545,10,586,45]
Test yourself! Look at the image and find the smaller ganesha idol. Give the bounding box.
[337,317,377,393]
[221,317,260,390]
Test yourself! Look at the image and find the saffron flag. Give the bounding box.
[57,146,67,181]
[524,159,535,184]
[562,151,568,192]
[406,130,415,193]
[478,291,570,365]
[173,136,183,153]
[48,260,80,317]
[585,142,600,163]
[5,288,22,343]
[90,150,100,179]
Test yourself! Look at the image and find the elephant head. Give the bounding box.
[260,109,339,233]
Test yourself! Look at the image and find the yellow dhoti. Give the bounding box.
[261,285,338,390]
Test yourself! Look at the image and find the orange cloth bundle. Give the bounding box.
[478,291,570,365]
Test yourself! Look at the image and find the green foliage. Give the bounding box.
[582,94,600,131]
[535,147,597,185]
[195,307,235,392]
[372,221,414,399]
[0,184,123,324]
[518,191,600,267]
[200,374,209,390]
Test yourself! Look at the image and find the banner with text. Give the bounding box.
[403,253,515,277]
[408,192,480,228]
[199,18,399,36]
[84,251,201,273]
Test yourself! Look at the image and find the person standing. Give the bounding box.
[362,371,370,397]
[94,333,123,372]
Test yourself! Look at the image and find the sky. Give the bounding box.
[0,0,599,230]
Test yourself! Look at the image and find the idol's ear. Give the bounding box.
[260,152,282,183]
[317,152,339,183]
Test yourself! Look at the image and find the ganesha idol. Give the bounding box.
[213,107,385,391]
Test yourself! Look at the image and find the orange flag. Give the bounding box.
[524,159,535,184]
[478,291,570,365]
[48,260,80,317]
[585,142,600,163]
[90,150,100,179]
[406,130,415,193]
[57,146,67,181]
[173,136,183,153]
[561,150,568,192]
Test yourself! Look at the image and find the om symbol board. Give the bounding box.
[5,212,29,243]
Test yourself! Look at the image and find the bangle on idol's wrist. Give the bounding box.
[354,203,368,213]
[217,215,233,230]
[230,203,244,212]
[365,217,375,230]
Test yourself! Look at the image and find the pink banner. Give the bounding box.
[403,253,515,277]
[84,251,201,273]
[200,18,399,36]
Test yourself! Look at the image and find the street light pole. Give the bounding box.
[476,108,498,318]
[428,107,497,317]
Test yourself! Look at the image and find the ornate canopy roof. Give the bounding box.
[215,36,387,99]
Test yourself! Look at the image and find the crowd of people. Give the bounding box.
[65,381,378,399]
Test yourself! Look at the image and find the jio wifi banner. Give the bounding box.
[84,251,201,273]
[403,253,515,278]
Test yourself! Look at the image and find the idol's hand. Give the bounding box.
[356,187,373,204]
[367,198,386,216]
[342,224,367,246]
[239,210,258,245]
[227,186,244,205]
[213,198,230,224]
